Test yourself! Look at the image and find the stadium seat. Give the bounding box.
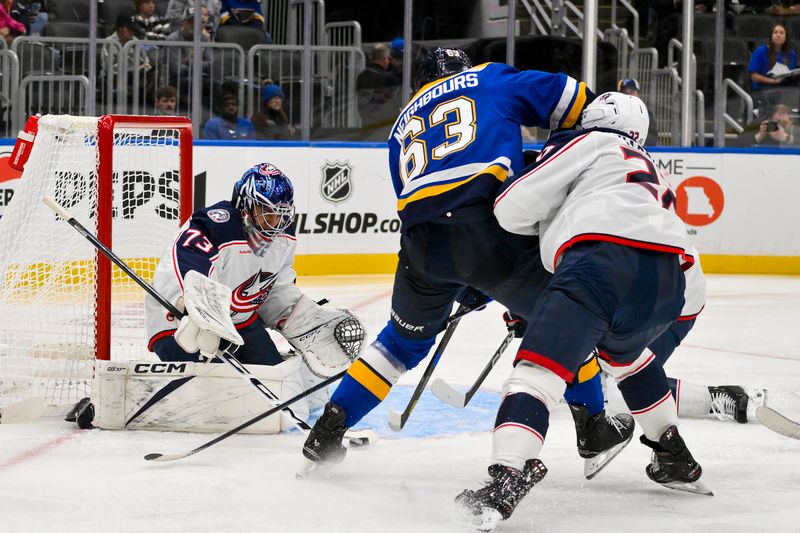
[733,15,779,47]
[50,0,91,23]
[102,0,137,36]
[484,36,618,93]
[43,22,91,38]
[15,42,62,77]
[215,25,270,52]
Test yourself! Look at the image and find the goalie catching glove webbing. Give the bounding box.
[279,295,365,378]
[175,271,245,358]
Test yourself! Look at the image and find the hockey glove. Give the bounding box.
[175,315,223,357]
[503,310,527,338]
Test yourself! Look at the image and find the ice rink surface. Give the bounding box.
[2,274,799,533]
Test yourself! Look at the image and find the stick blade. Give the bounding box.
[430,378,468,408]
[387,408,405,432]
[757,406,800,440]
[144,452,188,462]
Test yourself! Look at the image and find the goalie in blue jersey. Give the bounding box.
[302,48,633,477]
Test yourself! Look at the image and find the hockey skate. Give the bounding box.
[640,425,713,496]
[298,402,349,479]
[455,459,547,532]
[569,404,635,479]
[709,385,767,423]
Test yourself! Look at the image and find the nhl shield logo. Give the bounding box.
[320,161,353,204]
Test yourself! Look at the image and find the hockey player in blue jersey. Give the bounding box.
[145,163,364,380]
[453,93,711,530]
[302,48,633,475]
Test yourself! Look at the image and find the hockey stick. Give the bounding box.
[387,302,476,431]
[430,329,516,408]
[756,406,800,440]
[43,197,372,448]
[145,369,346,462]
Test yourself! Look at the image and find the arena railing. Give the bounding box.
[0,49,19,138]
[246,44,365,129]
[119,40,246,125]
[15,74,92,128]
[10,36,122,129]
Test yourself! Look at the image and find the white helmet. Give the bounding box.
[580,92,649,144]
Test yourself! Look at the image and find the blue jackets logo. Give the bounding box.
[320,160,353,205]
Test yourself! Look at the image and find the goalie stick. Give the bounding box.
[145,369,377,462]
[387,302,481,431]
[756,406,800,440]
[430,329,516,408]
[43,197,373,451]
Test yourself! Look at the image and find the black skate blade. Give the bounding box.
[584,431,634,479]
[660,479,714,496]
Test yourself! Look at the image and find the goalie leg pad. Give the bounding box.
[280,295,366,377]
[91,358,309,434]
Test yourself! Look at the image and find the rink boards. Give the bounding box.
[2,141,799,275]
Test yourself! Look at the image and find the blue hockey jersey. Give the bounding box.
[387,62,592,229]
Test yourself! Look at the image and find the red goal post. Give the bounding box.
[95,115,193,361]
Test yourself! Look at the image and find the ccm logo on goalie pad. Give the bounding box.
[134,363,188,374]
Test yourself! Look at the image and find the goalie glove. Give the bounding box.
[279,295,366,378]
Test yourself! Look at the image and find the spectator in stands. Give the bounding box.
[102,14,151,76]
[0,1,25,44]
[356,43,401,140]
[154,84,177,114]
[133,0,172,40]
[389,37,404,83]
[251,80,296,140]
[203,92,256,140]
[164,7,213,98]
[749,22,797,91]
[219,0,265,29]
[617,78,659,146]
[754,103,795,146]
[161,7,220,106]
[3,1,47,36]
[166,0,220,31]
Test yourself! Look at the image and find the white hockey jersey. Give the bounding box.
[145,200,302,350]
[494,128,704,317]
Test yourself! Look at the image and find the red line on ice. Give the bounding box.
[0,430,80,471]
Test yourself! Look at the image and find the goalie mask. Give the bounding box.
[579,91,650,144]
[232,163,295,256]
[415,47,472,91]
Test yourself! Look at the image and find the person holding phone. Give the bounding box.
[755,104,795,146]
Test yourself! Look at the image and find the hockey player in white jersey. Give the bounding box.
[457,93,710,530]
[145,162,364,383]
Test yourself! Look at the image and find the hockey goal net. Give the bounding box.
[0,115,193,414]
